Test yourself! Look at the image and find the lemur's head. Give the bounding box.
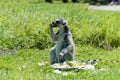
[52,18,67,28]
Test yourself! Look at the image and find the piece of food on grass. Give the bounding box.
[38,62,49,66]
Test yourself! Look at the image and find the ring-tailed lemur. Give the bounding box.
[79,59,119,65]
[49,18,75,65]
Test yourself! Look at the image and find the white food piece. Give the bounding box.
[81,64,95,71]
[53,69,61,74]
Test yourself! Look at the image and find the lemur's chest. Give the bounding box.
[56,29,68,46]
[57,35,65,42]
[56,34,66,53]
[57,33,66,42]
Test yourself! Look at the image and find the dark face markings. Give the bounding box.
[55,20,60,25]
[52,22,57,27]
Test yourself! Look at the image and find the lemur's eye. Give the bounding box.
[55,20,60,24]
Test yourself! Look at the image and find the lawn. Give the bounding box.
[0,0,120,80]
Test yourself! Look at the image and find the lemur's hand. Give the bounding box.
[59,52,64,59]
[49,22,53,28]
[50,22,57,28]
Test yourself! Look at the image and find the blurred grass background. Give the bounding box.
[0,0,120,80]
[0,0,120,50]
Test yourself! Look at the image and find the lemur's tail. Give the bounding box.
[79,59,119,65]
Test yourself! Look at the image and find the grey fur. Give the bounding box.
[49,18,75,65]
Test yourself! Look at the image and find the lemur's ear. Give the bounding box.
[62,20,67,25]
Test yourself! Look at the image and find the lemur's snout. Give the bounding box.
[52,22,57,27]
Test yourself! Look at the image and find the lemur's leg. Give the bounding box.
[49,47,58,65]
[60,53,74,63]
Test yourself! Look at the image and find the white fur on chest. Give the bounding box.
[55,32,66,54]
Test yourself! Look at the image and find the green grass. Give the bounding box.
[0,0,120,80]
[0,0,120,50]
[0,47,120,80]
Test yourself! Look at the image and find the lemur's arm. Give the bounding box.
[49,23,57,42]
[59,33,74,58]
